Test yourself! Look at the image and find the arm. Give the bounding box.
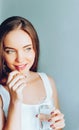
[38,76,65,130]
[0,95,5,130]
[3,71,26,130]
[4,101,22,130]
[49,76,65,130]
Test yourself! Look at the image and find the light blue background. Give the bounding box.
[0,0,79,130]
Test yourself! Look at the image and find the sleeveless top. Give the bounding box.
[0,72,55,130]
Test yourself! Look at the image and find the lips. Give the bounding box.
[15,64,27,71]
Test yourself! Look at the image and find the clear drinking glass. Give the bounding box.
[39,104,55,130]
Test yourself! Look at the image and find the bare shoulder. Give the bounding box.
[47,75,57,92]
[47,75,60,108]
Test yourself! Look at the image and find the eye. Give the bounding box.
[24,47,32,52]
[4,49,16,54]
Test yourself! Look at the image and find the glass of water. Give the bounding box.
[39,104,55,130]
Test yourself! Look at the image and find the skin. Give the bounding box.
[0,96,5,130]
[3,29,35,75]
[2,29,65,130]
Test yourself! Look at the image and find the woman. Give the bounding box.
[0,16,65,130]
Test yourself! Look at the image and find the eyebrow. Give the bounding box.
[4,44,32,50]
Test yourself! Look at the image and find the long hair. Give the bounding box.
[0,16,40,85]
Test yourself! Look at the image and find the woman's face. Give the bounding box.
[3,29,35,74]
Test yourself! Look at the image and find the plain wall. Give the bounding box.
[0,0,79,130]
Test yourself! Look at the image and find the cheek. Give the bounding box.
[29,54,35,59]
[28,51,35,60]
[4,58,13,65]
[3,54,14,64]
[3,54,9,63]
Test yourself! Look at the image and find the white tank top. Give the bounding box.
[0,72,55,130]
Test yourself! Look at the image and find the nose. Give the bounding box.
[16,51,25,63]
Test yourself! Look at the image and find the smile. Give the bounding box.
[15,64,27,71]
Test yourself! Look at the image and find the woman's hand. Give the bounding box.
[49,109,65,130]
[37,109,65,130]
[7,70,26,104]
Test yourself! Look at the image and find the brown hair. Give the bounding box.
[0,16,40,85]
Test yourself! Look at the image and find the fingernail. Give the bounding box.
[36,114,38,117]
[50,124,54,127]
[51,111,54,114]
[48,119,51,122]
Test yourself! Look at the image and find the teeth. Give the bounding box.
[15,64,26,70]
[18,65,24,67]
[17,65,25,67]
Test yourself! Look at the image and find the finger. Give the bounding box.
[7,70,19,84]
[0,95,3,108]
[12,79,26,91]
[16,82,26,93]
[51,113,64,123]
[8,75,25,89]
[37,113,50,121]
[51,119,65,129]
[51,109,61,117]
